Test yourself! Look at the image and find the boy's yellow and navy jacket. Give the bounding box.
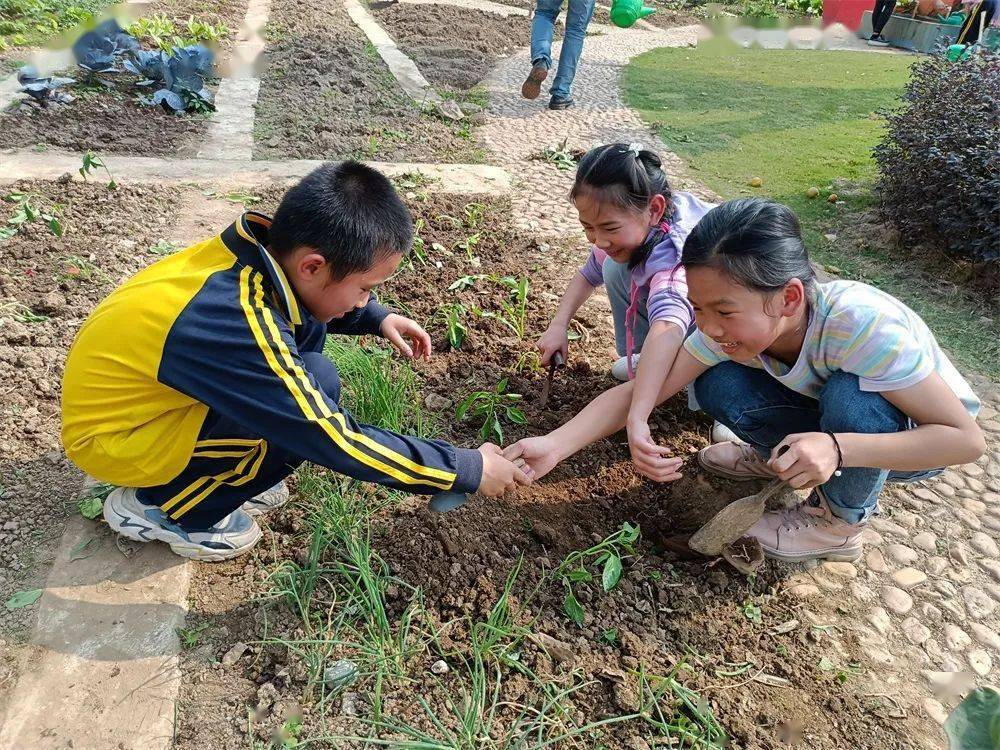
[61,211,482,495]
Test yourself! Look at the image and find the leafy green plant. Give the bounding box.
[456,378,525,443]
[222,189,260,206]
[533,137,581,171]
[5,588,42,610]
[2,191,62,239]
[149,239,181,255]
[555,522,640,627]
[79,150,117,189]
[482,275,529,339]
[454,231,480,263]
[408,217,428,266]
[741,600,762,625]
[0,299,48,323]
[433,302,467,349]
[59,253,101,281]
[127,14,228,50]
[175,622,209,649]
[448,273,487,292]
[512,350,542,375]
[463,201,486,228]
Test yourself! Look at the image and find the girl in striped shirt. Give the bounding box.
[509,198,985,562]
[536,142,713,431]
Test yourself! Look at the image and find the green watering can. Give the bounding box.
[610,0,656,27]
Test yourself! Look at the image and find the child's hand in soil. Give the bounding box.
[768,432,839,489]
[380,313,432,361]
[502,435,560,481]
[627,419,684,482]
[478,443,534,496]
[536,324,569,366]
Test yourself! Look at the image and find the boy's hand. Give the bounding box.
[536,324,569,367]
[627,419,684,482]
[768,432,839,489]
[478,443,533,496]
[380,313,432,361]
[503,435,560,481]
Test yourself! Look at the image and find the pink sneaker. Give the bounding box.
[698,441,777,480]
[747,493,864,563]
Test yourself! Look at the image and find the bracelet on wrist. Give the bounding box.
[825,431,844,477]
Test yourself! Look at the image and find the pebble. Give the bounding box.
[916,602,942,623]
[871,518,908,537]
[886,544,919,565]
[430,659,450,675]
[892,567,927,589]
[912,531,937,553]
[962,586,996,619]
[944,624,971,651]
[934,482,956,498]
[951,543,972,566]
[911,487,939,503]
[953,508,982,530]
[970,532,1000,557]
[963,498,988,514]
[820,561,857,579]
[926,556,950,575]
[221,642,248,667]
[786,583,820,599]
[862,528,884,546]
[923,670,976,696]
[865,548,889,573]
[969,622,1000,650]
[867,606,892,636]
[968,650,992,677]
[901,617,931,645]
[894,510,922,529]
[882,586,913,614]
[940,471,967,490]
[922,697,949,725]
[979,558,1000,582]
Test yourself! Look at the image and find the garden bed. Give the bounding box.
[172,190,936,749]
[252,0,482,162]
[373,4,529,94]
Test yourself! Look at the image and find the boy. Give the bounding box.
[61,161,530,561]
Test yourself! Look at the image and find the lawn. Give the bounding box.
[623,41,1000,380]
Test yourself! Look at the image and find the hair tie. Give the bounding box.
[627,142,643,157]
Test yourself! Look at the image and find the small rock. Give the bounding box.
[256,682,279,714]
[886,544,918,565]
[970,532,1000,557]
[944,624,971,651]
[341,692,360,716]
[862,528,884,546]
[786,583,820,599]
[916,602,942,623]
[820,561,857,579]
[431,659,450,675]
[980,558,1000,582]
[424,393,452,411]
[865,548,889,573]
[882,586,913,614]
[922,697,949,725]
[912,531,937,553]
[962,586,996,619]
[892,567,928,589]
[221,642,248,667]
[323,659,359,691]
[969,622,1000,650]
[872,518,908,537]
[533,633,574,664]
[954,508,982,531]
[968,649,992,677]
[38,291,66,313]
[951,543,971,566]
[926,556,950,575]
[867,607,892,635]
[901,617,931,645]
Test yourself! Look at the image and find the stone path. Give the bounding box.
[475,20,1000,737]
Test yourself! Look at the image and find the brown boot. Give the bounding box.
[521,62,548,100]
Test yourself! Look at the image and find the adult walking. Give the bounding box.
[867,0,897,46]
[521,0,596,110]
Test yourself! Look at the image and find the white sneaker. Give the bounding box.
[104,487,262,561]
[711,422,742,444]
[611,353,640,382]
[242,481,289,516]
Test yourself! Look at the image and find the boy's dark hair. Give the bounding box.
[683,198,816,296]
[571,143,674,217]
[571,143,674,268]
[269,161,412,280]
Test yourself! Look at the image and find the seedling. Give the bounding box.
[0,300,48,323]
[512,350,542,375]
[432,303,467,349]
[175,622,210,649]
[223,189,260,207]
[741,600,762,625]
[481,276,529,339]
[463,202,486,228]
[79,150,117,190]
[408,218,428,266]
[456,378,526,444]
[599,628,618,646]
[448,274,487,292]
[555,522,640,627]
[3,191,63,238]
[454,232,480,263]
[59,254,101,281]
[532,137,582,171]
[149,239,181,255]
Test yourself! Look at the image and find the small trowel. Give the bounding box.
[539,351,565,408]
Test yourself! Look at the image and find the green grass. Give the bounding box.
[623,40,1000,379]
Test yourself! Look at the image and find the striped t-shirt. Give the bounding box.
[684,280,980,417]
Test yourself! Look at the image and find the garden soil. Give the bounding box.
[374,4,532,93]
[252,0,482,163]
[167,191,940,749]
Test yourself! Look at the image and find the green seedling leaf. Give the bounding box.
[5,588,43,610]
[620,521,639,544]
[818,656,836,672]
[69,536,101,561]
[505,407,527,425]
[945,687,1000,750]
[566,567,592,583]
[563,590,585,627]
[78,495,104,519]
[602,553,623,591]
[599,628,618,645]
[47,217,63,237]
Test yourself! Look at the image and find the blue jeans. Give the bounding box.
[530,0,596,100]
[604,257,648,357]
[693,362,940,524]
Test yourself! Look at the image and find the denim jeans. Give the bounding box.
[603,257,648,357]
[693,362,941,524]
[530,0,596,100]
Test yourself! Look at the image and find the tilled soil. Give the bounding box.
[374,4,530,93]
[253,0,482,162]
[174,192,938,749]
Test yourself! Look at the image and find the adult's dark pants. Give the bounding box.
[872,0,897,34]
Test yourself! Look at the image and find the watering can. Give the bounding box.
[610,0,656,28]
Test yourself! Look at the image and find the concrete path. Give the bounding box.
[475,21,1000,736]
[0,515,191,749]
